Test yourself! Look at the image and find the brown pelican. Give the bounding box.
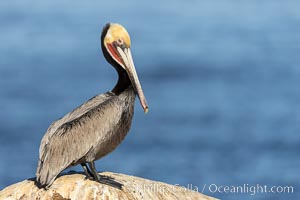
[36,23,148,189]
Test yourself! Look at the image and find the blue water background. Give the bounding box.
[0,1,299,199]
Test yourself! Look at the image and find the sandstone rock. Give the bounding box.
[0,172,217,200]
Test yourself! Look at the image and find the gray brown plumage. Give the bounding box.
[36,23,148,188]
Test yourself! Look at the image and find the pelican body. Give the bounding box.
[36,23,148,188]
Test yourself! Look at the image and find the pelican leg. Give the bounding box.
[88,161,123,189]
[81,163,93,179]
[88,161,101,182]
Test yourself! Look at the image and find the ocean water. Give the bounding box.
[0,1,299,199]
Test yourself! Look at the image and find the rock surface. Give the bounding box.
[0,172,217,200]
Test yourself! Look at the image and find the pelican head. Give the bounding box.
[101,23,148,113]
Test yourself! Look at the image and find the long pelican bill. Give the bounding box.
[115,46,149,113]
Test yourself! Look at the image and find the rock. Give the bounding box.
[0,172,217,200]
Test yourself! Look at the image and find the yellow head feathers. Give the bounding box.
[104,23,131,47]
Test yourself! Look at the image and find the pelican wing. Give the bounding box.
[36,92,123,187]
[39,92,114,158]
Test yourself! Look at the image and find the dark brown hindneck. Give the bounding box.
[101,23,131,95]
[112,69,131,95]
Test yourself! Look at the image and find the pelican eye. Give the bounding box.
[116,38,124,46]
